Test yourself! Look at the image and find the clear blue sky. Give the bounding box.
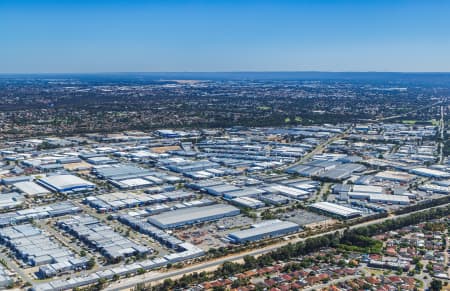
[1,0,450,73]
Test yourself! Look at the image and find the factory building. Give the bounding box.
[264,184,310,200]
[231,197,265,209]
[13,181,50,196]
[367,194,410,205]
[222,187,266,200]
[0,224,88,278]
[309,202,362,219]
[259,194,289,205]
[374,170,416,183]
[57,215,151,261]
[227,220,300,243]
[410,167,450,179]
[1,175,32,185]
[37,174,95,193]
[148,204,240,229]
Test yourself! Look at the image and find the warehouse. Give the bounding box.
[204,184,241,196]
[264,184,309,200]
[57,215,151,261]
[13,181,50,196]
[346,192,410,204]
[148,204,240,229]
[368,194,410,205]
[289,180,320,192]
[166,160,220,173]
[1,175,32,185]
[309,202,362,219]
[0,264,13,288]
[317,163,366,181]
[374,170,416,183]
[38,174,95,193]
[186,179,226,191]
[222,187,266,200]
[260,194,289,205]
[0,224,86,272]
[352,185,383,194]
[0,192,25,210]
[110,177,153,189]
[227,220,300,243]
[410,167,450,179]
[86,156,117,165]
[285,164,324,177]
[0,201,81,227]
[93,164,153,180]
[231,197,265,209]
[93,164,180,188]
[84,192,153,211]
[419,183,450,194]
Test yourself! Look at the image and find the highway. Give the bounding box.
[105,203,450,291]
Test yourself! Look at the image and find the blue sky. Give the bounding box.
[1,0,450,73]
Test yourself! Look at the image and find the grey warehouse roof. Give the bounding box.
[148,204,240,228]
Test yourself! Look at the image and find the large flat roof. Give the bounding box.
[310,202,362,217]
[228,220,299,240]
[148,204,239,228]
[14,181,50,196]
[38,175,95,191]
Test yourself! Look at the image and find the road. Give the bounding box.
[0,251,33,285]
[105,203,450,291]
[281,125,353,172]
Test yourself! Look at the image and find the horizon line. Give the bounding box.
[2,70,450,75]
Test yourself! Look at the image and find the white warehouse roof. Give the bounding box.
[38,175,95,193]
[310,202,362,218]
[14,181,50,196]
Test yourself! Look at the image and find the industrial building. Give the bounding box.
[259,194,289,205]
[203,183,241,196]
[84,192,154,212]
[222,187,266,200]
[57,215,151,260]
[309,202,362,219]
[231,197,265,209]
[0,224,87,278]
[0,192,25,210]
[13,181,50,196]
[374,170,416,183]
[264,184,310,200]
[1,175,32,185]
[0,264,13,288]
[317,163,366,181]
[366,194,410,205]
[148,204,240,229]
[410,167,450,179]
[92,164,181,189]
[0,201,81,227]
[38,174,95,193]
[227,220,300,243]
[93,164,152,180]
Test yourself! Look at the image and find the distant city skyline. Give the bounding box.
[1,0,450,73]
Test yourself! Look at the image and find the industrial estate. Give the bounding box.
[0,74,449,291]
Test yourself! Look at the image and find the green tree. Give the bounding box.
[430,279,443,291]
[86,258,96,270]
